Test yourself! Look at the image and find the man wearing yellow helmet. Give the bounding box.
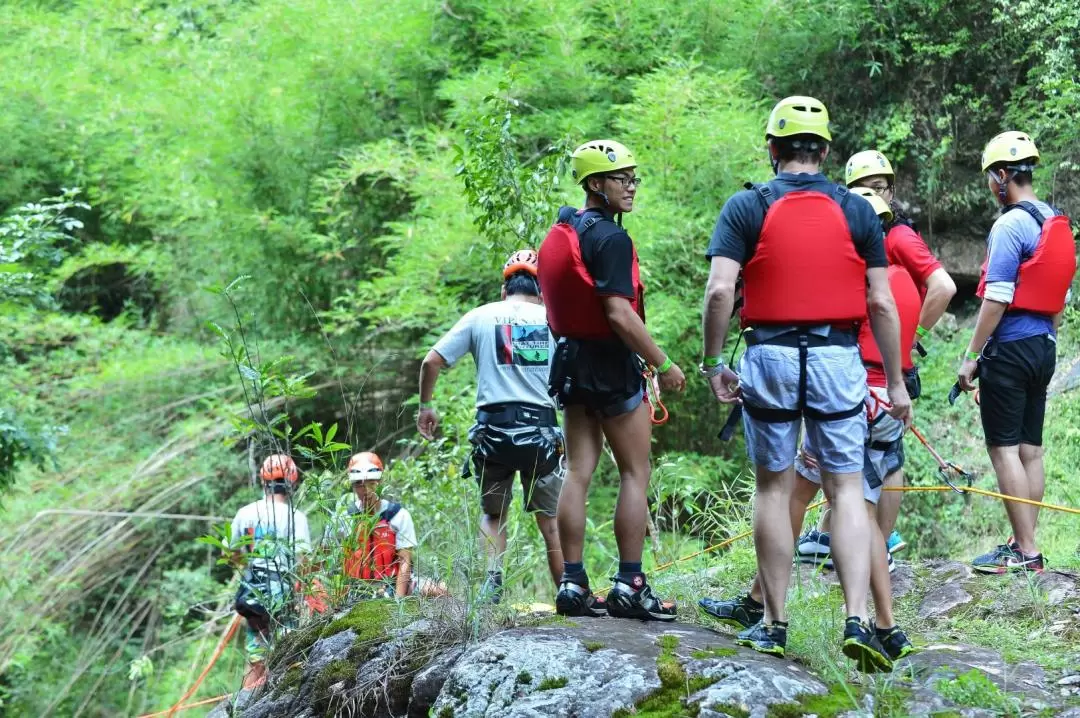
[538,139,685,622]
[958,131,1076,574]
[700,96,911,673]
[419,250,565,603]
[796,150,957,569]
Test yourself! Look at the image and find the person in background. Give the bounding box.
[230,453,310,689]
[339,451,448,598]
[419,251,564,603]
[796,150,956,565]
[960,131,1075,573]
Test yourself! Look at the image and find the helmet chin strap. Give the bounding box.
[991,170,1014,205]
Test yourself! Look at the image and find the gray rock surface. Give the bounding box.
[919,582,973,618]
[408,646,464,718]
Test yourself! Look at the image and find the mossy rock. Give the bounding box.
[690,647,737,659]
[272,666,304,699]
[612,634,721,718]
[764,684,862,718]
[321,598,394,641]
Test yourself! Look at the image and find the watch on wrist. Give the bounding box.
[699,359,726,378]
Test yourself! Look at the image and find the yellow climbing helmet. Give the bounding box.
[765,96,832,141]
[845,150,895,187]
[571,140,637,184]
[852,187,894,223]
[981,131,1040,172]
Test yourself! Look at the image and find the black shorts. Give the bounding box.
[548,338,645,418]
[979,334,1056,447]
[468,423,563,517]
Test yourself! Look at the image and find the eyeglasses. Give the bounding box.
[606,174,642,189]
[865,183,894,194]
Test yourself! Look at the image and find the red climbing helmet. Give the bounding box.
[503,249,538,279]
[260,454,299,484]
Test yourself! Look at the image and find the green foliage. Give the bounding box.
[1,0,1079,712]
[935,669,1023,715]
[455,86,569,252]
[537,675,569,691]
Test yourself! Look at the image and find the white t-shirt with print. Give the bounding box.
[231,497,311,572]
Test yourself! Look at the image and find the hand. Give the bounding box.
[958,358,979,392]
[708,367,741,404]
[417,406,439,440]
[798,447,820,472]
[658,363,686,393]
[886,382,913,427]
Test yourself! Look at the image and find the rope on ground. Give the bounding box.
[651,484,1080,574]
[653,499,829,574]
[137,693,230,718]
[147,614,241,718]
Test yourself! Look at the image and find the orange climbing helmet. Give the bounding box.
[260,454,299,484]
[503,249,538,279]
[348,451,384,482]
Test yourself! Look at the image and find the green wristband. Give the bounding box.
[657,357,673,373]
[965,351,980,361]
[702,355,724,367]
[420,401,434,409]
[916,325,929,338]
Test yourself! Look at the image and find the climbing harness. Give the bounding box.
[642,367,669,425]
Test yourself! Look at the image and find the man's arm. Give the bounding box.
[417,350,447,439]
[394,548,413,598]
[958,298,1008,391]
[918,267,957,332]
[867,266,912,422]
[702,257,740,358]
[601,298,685,392]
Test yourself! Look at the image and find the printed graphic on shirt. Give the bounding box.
[495,324,550,366]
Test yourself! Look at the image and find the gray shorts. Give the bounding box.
[740,343,867,473]
[796,387,905,505]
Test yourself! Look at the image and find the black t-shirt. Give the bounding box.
[705,172,887,268]
[557,206,635,299]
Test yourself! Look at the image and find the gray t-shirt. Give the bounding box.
[433,299,555,409]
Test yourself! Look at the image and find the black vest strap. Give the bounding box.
[1005,200,1056,227]
[380,502,401,522]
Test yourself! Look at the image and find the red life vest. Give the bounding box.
[859,265,921,373]
[975,203,1076,316]
[538,210,645,340]
[740,187,867,327]
[344,503,400,580]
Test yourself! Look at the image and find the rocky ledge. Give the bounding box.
[206,565,1080,718]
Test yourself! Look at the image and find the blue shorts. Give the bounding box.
[740,343,867,474]
[796,386,906,505]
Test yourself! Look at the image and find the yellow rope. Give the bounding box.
[651,485,1078,574]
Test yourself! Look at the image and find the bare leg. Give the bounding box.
[820,469,871,621]
[749,473,820,603]
[988,445,1039,555]
[753,464,796,623]
[818,506,832,533]
[600,402,654,564]
[1018,443,1045,550]
[876,470,904,537]
[535,513,564,588]
[556,406,603,565]
[867,502,894,628]
[479,513,508,573]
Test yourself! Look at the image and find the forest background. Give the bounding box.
[0,0,1078,714]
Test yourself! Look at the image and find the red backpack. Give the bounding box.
[344,503,401,580]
